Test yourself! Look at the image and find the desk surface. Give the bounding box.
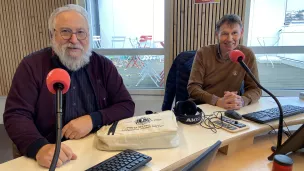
[210,133,304,171]
[0,97,304,171]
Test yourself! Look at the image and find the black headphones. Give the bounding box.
[173,100,203,124]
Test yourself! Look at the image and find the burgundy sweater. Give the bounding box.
[3,47,135,159]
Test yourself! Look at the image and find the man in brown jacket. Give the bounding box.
[188,14,262,110]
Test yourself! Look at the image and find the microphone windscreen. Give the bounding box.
[46,68,70,94]
[229,50,245,63]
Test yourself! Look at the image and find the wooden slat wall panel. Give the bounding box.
[0,0,76,96]
[172,0,246,59]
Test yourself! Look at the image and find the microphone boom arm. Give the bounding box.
[49,83,64,171]
[237,57,284,153]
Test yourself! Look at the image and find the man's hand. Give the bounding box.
[216,91,244,110]
[62,115,93,140]
[36,144,77,168]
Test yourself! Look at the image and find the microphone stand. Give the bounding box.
[49,83,64,171]
[237,57,284,153]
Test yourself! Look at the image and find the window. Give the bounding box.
[245,0,304,95]
[86,0,165,90]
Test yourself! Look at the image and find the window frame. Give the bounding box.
[243,0,304,97]
[80,0,173,95]
[79,0,304,97]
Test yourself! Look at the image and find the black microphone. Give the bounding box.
[229,50,284,156]
[145,110,156,115]
[46,68,71,171]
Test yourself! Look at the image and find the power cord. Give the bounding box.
[244,118,292,138]
[265,123,277,135]
[283,120,292,137]
[199,111,225,133]
[198,109,293,137]
[265,121,291,138]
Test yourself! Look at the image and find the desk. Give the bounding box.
[210,133,304,171]
[0,97,304,171]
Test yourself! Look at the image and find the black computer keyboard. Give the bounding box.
[242,105,304,124]
[85,149,152,171]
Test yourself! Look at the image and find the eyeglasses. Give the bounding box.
[54,28,87,40]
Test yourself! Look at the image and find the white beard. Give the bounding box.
[52,41,92,71]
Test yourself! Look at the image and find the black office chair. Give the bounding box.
[181,140,222,171]
[162,51,196,111]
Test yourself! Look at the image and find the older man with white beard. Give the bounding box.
[3,4,135,169]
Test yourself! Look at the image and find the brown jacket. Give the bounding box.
[187,44,262,106]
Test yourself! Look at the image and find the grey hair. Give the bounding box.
[215,14,243,33]
[48,4,90,34]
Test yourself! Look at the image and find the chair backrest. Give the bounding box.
[112,36,126,48]
[93,36,102,49]
[129,37,139,48]
[175,51,197,103]
[162,51,196,111]
[139,35,153,48]
[181,140,221,171]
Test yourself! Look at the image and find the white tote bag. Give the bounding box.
[95,111,180,151]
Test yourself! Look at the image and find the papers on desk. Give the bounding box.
[95,111,180,151]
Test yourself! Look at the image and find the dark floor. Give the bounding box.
[0,124,13,164]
